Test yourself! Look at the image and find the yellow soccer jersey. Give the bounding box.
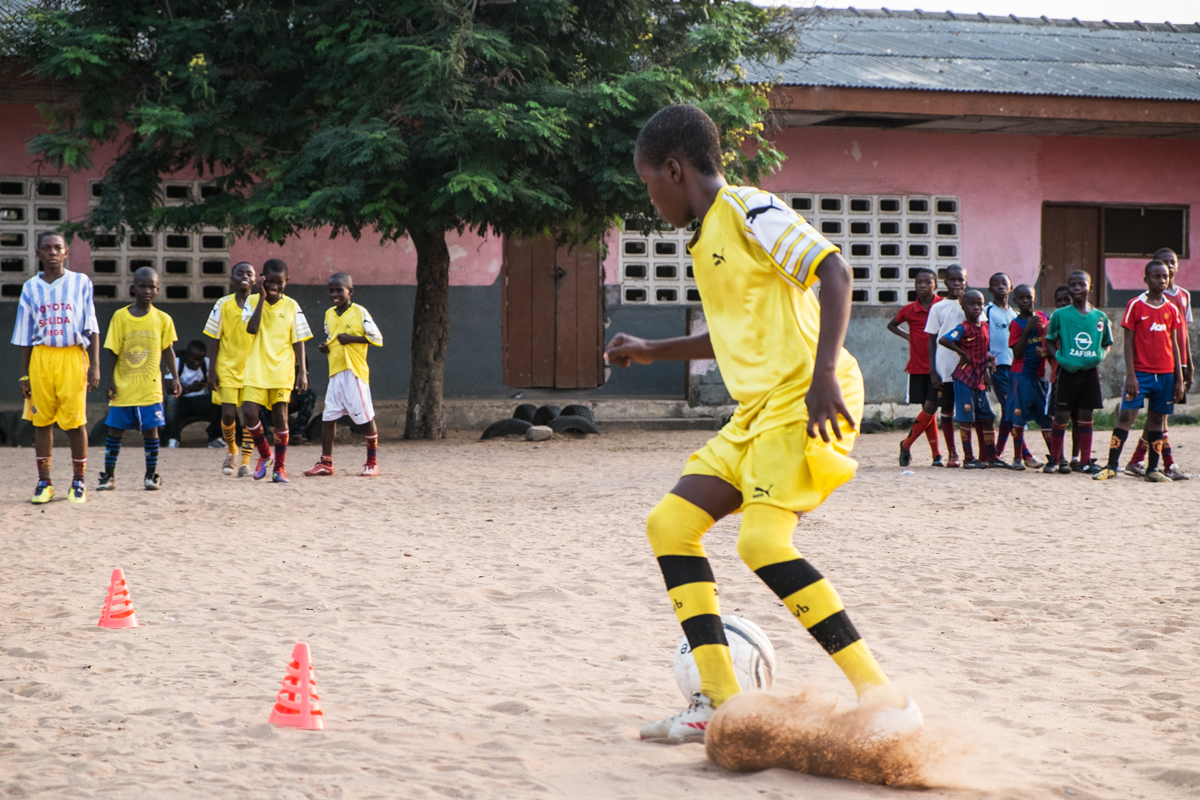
[241,295,313,389]
[203,293,255,388]
[323,303,382,382]
[690,185,858,441]
[103,306,178,407]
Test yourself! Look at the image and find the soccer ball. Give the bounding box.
[673,615,776,700]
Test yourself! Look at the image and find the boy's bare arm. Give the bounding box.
[886,313,909,342]
[164,347,183,398]
[1123,332,1138,400]
[106,350,119,400]
[807,253,856,442]
[927,334,941,388]
[18,345,32,399]
[294,341,308,393]
[604,331,714,366]
[937,335,968,361]
[87,332,101,390]
[1011,317,1039,360]
[1173,330,1185,402]
[207,339,221,390]
[246,291,265,335]
[335,333,370,345]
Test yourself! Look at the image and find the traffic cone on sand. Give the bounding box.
[97,568,139,629]
[268,642,324,730]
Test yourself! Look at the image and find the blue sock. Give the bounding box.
[144,437,159,476]
[105,436,122,474]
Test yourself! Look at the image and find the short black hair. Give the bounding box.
[1068,270,1091,283]
[1154,247,1177,260]
[185,339,207,354]
[1054,284,1070,295]
[989,272,1010,284]
[36,231,65,247]
[329,272,353,288]
[263,258,288,277]
[636,105,723,177]
[913,268,936,280]
[1013,283,1034,296]
[944,263,966,277]
[1145,259,1168,277]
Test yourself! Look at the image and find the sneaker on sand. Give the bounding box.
[253,454,274,480]
[1145,469,1173,483]
[1080,463,1104,476]
[144,473,162,491]
[986,458,1009,469]
[945,455,961,468]
[1164,464,1190,481]
[931,455,944,467]
[640,694,715,743]
[1092,466,1118,481]
[898,444,911,467]
[67,480,87,504]
[97,472,116,491]
[962,458,987,470]
[1010,458,1026,471]
[31,480,54,504]
[222,453,237,476]
[166,438,180,449]
[1057,460,1072,474]
[236,463,252,478]
[304,460,334,477]
[1024,454,1044,469]
[359,463,380,477]
[864,693,925,742]
[1124,462,1146,478]
[207,438,225,449]
[272,468,290,483]
[1070,459,1082,472]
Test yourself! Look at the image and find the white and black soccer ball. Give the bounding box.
[673,615,776,700]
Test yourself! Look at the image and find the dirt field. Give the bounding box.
[2,427,1198,799]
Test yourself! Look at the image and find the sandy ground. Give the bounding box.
[1,427,1198,799]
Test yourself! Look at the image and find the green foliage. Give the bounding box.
[2,0,795,246]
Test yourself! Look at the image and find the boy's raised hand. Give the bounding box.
[806,370,856,443]
[604,333,654,368]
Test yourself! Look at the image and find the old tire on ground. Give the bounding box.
[560,404,594,423]
[532,405,561,426]
[512,403,538,422]
[548,415,600,435]
[481,418,534,440]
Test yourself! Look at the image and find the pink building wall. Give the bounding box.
[601,127,1200,295]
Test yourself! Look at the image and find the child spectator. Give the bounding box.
[11,231,100,504]
[1045,271,1112,474]
[923,264,968,467]
[97,267,181,491]
[1094,260,1185,482]
[164,339,221,448]
[939,289,998,468]
[887,268,942,466]
[1045,284,1076,469]
[204,261,257,476]
[241,258,312,483]
[304,273,383,477]
[1125,247,1191,479]
[1006,285,1053,470]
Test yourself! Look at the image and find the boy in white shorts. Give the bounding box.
[304,273,382,477]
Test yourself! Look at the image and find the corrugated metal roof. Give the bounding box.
[745,8,1200,101]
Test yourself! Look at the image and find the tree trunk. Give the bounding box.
[405,228,450,439]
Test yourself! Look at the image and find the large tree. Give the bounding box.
[4,0,793,437]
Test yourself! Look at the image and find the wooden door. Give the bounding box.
[502,236,604,388]
[1041,205,1104,306]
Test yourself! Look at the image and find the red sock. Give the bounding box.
[923,416,941,456]
[36,455,51,483]
[1011,427,1025,461]
[1076,420,1094,464]
[72,457,87,483]
[365,433,378,467]
[274,428,289,471]
[1128,436,1148,466]
[979,420,997,461]
[1040,429,1053,455]
[940,415,957,456]
[995,421,1011,460]
[247,422,272,458]
[1050,421,1067,463]
[902,411,935,449]
[958,422,975,460]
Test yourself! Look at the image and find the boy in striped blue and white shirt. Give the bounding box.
[11,232,101,504]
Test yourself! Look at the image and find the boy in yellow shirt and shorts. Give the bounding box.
[241,258,312,483]
[204,261,258,476]
[97,267,182,491]
[11,232,101,504]
[304,273,383,477]
[605,106,921,743]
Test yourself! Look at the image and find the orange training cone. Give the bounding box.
[268,642,324,730]
[97,568,139,629]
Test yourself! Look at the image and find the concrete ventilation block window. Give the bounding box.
[0,176,69,300]
[616,220,700,305]
[86,179,233,301]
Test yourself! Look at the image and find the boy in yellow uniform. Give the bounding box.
[304,273,383,477]
[12,232,101,504]
[606,106,920,743]
[97,267,181,491]
[204,261,257,477]
[241,258,311,483]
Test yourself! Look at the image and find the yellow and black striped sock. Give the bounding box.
[221,421,238,455]
[646,493,740,707]
[240,428,253,467]
[738,503,890,697]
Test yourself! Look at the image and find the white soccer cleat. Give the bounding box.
[640,693,715,743]
[864,693,924,742]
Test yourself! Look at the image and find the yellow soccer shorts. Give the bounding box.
[212,385,244,406]
[242,386,291,407]
[24,345,88,430]
[682,360,864,514]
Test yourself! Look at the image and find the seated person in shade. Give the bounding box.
[165,339,222,447]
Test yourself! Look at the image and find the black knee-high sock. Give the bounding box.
[1106,428,1129,470]
[1145,429,1164,473]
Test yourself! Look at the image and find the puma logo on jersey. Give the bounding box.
[1149,322,1167,332]
[713,249,725,265]
[752,484,773,498]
